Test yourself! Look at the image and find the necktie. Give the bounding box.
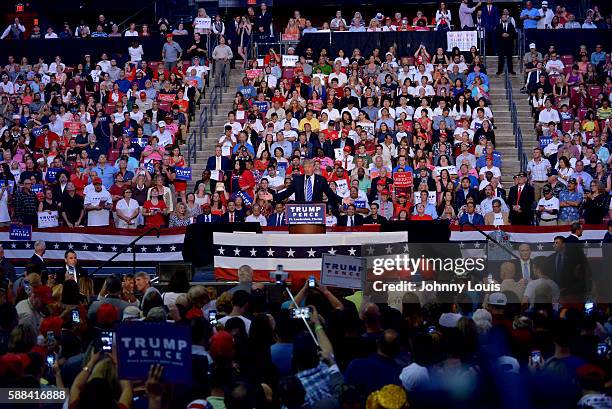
[504,23,507,31]
[488,5,491,13]
[216,156,221,169]
[517,186,522,205]
[349,216,353,227]
[556,252,563,273]
[206,215,210,223]
[469,214,473,223]
[276,214,281,226]
[306,177,313,201]
[230,213,234,223]
[522,262,529,280]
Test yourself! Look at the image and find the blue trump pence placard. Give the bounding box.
[116,322,192,383]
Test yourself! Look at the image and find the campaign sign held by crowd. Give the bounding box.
[286,203,325,225]
[31,184,44,194]
[321,253,365,289]
[10,224,32,241]
[235,191,253,206]
[116,322,192,383]
[37,211,59,228]
[46,168,63,183]
[175,167,192,181]
[393,171,413,188]
[0,180,15,193]
[132,138,149,148]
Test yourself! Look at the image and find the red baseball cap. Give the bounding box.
[92,177,103,185]
[381,189,390,195]
[33,285,53,304]
[343,146,352,152]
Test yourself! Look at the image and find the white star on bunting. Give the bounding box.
[82,244,88,250]
[328,248,337,255]
[348,248,356,256]
[267,248,275,256]
[250,248,257,256]
[170,245,176,251]
[111,246,117,252]
[233,248,241,256]
[385,245,393,254]
[156,246,162,252]
[366,246,374,255]
[307,248,316,257]
[53,243,60,249]
[141,247,147,252]
[218,247,225,255]
[286,248,295,257]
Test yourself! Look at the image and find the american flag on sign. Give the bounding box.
[213,231,409,282]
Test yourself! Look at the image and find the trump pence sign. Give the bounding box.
[286,203,325,225]
[116,322,192,383]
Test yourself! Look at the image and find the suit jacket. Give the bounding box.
[484,211,509,225]
[338,214,364,227]
[507,184,535,225]
[455,188,479,210]
[481,5,500,31]
[145,108,168,123]
[495,21,516,52]
[221,211,244,223]
[459,212,485,226]
[29,254,48,272]
[55,265,89,284]
[565,234,581,243]
[195,213,222,224]
[493,187,507,202]
[332,138,355,153]
[513,259,537,280]
[275,174,342,204]
[206,155,231,172]
[267,212,287,227]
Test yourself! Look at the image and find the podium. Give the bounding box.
[288,224,326,234]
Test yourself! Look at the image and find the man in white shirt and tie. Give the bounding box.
[267,203,286,227]
[196,204,220,224]
[245,204,267,226]
[515,243,534,281]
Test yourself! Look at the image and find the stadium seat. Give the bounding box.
[588,85,603,99]
[107,149,120,163]
[560,55,574,66]
[105,103,116,115]
[578,108,588,120]
[282,68,295,79]
[548,76,558,87]
[561,120,573,132]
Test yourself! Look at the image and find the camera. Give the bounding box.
[71,309,80,324]
[292,307,311,320]
[99,330,114,352]
[308,275,315,288]
[269,265,288,283]
[46,353,56,367]
[208,310,217,325]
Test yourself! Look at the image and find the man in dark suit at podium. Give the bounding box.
[267,202,287,227]
[274,159,344,205]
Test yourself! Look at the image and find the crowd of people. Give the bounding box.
[523,40,612,226]
[3,244,612,408]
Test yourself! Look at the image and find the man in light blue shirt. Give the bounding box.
[237,77,257,100]
[413,190,438,219]
[520,1,540,29]
[92,154,117,189]
[271,132,293,158]
[591,45,606,66]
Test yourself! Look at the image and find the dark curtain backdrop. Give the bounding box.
[296,31,447,59]
[525,29,612,56]
[0,36,192,65]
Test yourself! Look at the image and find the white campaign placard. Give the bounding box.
[446,31,478,52]
[335,179,349,196]
[413,191,437,205]
[321,253,364,289]
[282,55,299,67]
[334,148,345,161]
[434,165,457,176]
[194,17,211,31]
[37,211,59,228]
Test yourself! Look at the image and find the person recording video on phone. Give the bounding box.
[54,250,88,284]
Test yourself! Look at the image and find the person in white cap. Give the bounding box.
[537,1,554,29]
[523,42,543,66]
[152,120,173,147]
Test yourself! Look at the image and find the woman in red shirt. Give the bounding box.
[238,161,256,199]
[70,166,89,196]
[170,146,187,204]
[143,186,168,227]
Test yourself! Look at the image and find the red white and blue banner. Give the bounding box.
[0,225,607,276]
